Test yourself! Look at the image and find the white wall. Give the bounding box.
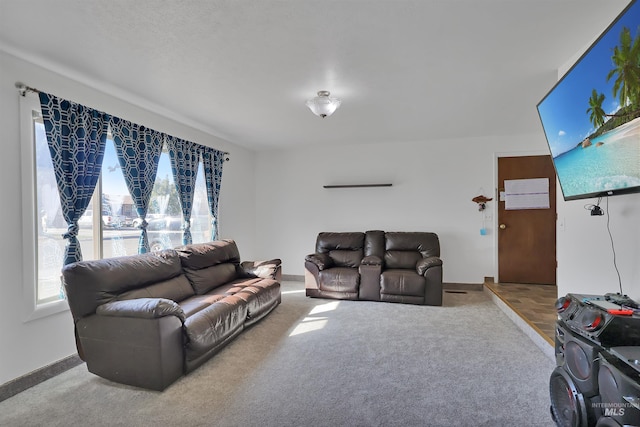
[557,192,640,302]
[0,51,257,385]
[255,135,549,284]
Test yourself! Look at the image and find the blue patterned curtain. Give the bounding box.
[166,136,200,245]
[200,147,225,240]
[110,118,164,253]
[39,92,110,265]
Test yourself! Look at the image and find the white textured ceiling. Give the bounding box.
[0,0,632,150]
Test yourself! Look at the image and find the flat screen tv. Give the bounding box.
[537,0,640,201]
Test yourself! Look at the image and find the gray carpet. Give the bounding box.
[0,281,555,427]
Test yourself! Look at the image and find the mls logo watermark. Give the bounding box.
[592,401,637,417]
[603,407,625,417]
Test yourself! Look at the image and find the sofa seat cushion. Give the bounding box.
[318,268,360,293]
[183,295,248,361]
[179,294,226,318]
[200,277,281,322]
[240,259,282,280]
[381,270,425,297]
[179,278,280,323]
[232,278,281,322]
[189,280,268,298]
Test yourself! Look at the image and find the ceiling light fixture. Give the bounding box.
[305,90,341,118]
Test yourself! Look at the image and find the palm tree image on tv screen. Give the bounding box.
[537,0,640,201]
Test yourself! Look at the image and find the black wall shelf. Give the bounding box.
[323,184,393,189]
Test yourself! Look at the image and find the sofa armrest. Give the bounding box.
[78,310,184,390]
[359,262,382,301]
[304,253,334,270]
[96,298,186,323]
[361,255,382,266]
[240,259,282,280]
[416,256,443,276]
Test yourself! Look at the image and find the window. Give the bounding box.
[20,93,214,319]
[33,110,69,303]
[21,93,68,319]
[100,142,212,257]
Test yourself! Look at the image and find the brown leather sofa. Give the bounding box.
[305,231,443,306]
[62,239,281,391]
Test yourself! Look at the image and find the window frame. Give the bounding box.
[20,92,68,321]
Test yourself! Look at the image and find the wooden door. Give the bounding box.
[497,155,556,284]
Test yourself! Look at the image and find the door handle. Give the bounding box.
[499,224,506,230]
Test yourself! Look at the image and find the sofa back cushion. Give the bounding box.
[364,230,385,258]
[181,264,238,295]
[316,232,365,268]
[177,240,241,269]
[385,251,423,270]
[117,274,195,303]
[62,249,187,321]
[384,232,440,269]
[177,240,241,294]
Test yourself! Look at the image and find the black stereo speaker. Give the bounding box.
[556,321,603,397]
[550,366,600,427]
[555,294,640,347]
[596,349,640,427]
[594,417,625,427]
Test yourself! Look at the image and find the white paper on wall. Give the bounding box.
[504,178,549,210]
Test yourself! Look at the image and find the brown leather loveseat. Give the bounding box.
[305,231,442,306]
[62,239,281,391]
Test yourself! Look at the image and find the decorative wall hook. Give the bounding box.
[472,195,493,211]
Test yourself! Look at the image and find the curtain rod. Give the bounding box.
[15,81,230,158]
[15,82,40,96]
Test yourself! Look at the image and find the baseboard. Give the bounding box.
[443,282,484,291]
[0,354,83,403]
[282,274,304,282]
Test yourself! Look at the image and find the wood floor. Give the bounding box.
[484,281,558,345]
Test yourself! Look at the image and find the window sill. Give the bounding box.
[23,298,69,323]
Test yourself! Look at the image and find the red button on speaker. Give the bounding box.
[556,297,571,313]
[581,309,604,331]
